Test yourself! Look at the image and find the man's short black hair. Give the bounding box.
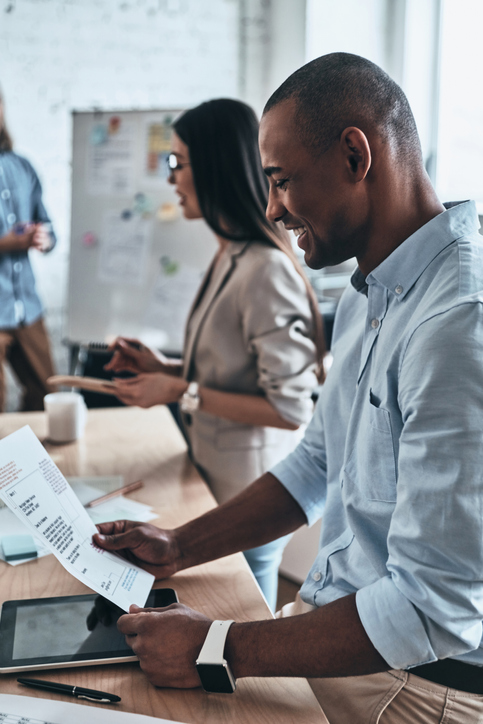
[264,52,422,163]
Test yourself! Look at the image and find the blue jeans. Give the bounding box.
[243,534,291,611]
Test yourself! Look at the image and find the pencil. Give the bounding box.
[85,479,144,508]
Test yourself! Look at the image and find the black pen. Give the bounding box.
[17,677,121,704]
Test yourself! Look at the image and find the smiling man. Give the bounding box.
[94,53,483,723]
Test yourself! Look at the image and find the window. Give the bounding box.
[436,0,483,209]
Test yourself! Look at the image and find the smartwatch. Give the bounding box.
[180,381,201,413]
[196,620,236,693]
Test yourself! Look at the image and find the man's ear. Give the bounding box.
[339,127,371,182]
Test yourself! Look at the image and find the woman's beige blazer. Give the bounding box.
[181,240,318,504]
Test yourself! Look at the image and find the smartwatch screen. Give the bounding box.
[197,663,236,693]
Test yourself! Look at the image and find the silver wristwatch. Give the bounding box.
[180,381,200,413]
[196,620,236,693]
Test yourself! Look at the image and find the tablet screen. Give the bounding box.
[0,589,177,671]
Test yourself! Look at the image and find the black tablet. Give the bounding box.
[0,588,178,673]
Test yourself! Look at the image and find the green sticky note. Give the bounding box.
[2,534,38,562]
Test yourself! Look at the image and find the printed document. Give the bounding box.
[0,694,186,724]
[0,427,154,611]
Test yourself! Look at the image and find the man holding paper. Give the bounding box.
[0,426,154,612]
[94,53,483,723]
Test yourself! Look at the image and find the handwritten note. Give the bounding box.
[0,427,154,611]
[144,264,203,350]
[98,211,151,286]
[86,118,135,196]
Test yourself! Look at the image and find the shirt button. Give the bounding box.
[13,262,22,273]
[1,189,10,200]
[7,213,16,224]
[371,318,379,329]
[395,285,403,295]
[312,571,322,582]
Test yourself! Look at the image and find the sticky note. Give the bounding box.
[109,116,121,134]
[82,231,97,247]
[157,202,179,222]
[90,124,108,146]
[2,534,38,562]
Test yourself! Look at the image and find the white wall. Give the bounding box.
[306,0,388,67]
[239,0,307,115]
[0,0,241,407]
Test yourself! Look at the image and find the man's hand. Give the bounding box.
[118,603,212,688]
[93,521,181,579]
[111,373,187,408]
[105,338,169,375]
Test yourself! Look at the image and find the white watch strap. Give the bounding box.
[186,381,199,397]
[196,620,235,665]
[180,381,200,413]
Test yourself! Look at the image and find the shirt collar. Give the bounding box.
[351,200,480,298]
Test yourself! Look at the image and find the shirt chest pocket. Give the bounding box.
[344,393,398,502]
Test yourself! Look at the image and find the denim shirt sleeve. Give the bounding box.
[27,160,56,251]
[357,300,483,669]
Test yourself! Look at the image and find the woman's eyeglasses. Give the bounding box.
[166,153,191,173]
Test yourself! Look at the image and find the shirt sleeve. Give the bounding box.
[356,300,483,669]
[270,394,328,526]
[237,249,318,426]
[28,161,57,251]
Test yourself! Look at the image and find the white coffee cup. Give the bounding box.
[44,392,87,443]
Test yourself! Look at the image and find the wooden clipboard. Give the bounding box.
[47,375,118,395]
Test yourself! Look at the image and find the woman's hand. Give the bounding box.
[105,338,169,375]
[93,520,182,580]
[112,372,187,408]
[31,223,52,252]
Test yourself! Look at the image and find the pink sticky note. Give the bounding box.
[82,231,97,247]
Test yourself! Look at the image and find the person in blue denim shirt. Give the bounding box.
[0,91,56,411]
[94,54,483,722]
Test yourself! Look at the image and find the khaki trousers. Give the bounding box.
[0,317,56,411]
[277,594,483,724]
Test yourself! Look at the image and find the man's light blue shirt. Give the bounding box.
[0,151,56,329]
[272,200,483,670]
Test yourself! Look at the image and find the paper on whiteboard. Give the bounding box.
[0,694,187,724]
[98,212,151,286]
[145,264,202,351]
[0,427,154,611]
[86,119,135,196]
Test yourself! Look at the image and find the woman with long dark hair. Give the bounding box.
[107,99,324,609]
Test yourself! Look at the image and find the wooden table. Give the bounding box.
[0,406,327,723]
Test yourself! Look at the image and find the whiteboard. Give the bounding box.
[67,110,217,353]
